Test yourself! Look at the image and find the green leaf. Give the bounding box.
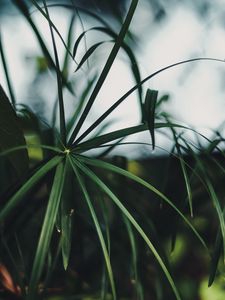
[143,89,158,149]
[30,0,75,63]
[12,0,74,95]
[72,26,143,115]
[70,58,224,146]
[74,158,181,300]
[165,120,193,217]
[62,12,76,78]
[72,122,188,153]
[208,228,222,287]
[42,1,66,145]
[69,156,116,300]
[0,84,28,177]
[68,0,139,145]
[67,74,97,133]
[0,32,16,107]
[75,41,112,72]
[123,216,144,299]
[0,155,63,223]
[28,159,67,298]
[61,207,72,270]
[60,160,74,270]
[78,155,207,250]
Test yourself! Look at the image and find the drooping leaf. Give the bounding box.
[72,26,143,113]
[75,41,112,72]
[0,84,28,177]
[143,89,158,149]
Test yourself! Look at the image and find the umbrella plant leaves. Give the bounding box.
[0,84,28,177]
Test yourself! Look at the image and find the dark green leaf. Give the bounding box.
[68,0,139,145]
[208,228,222,287]
[28,159,66,298]
[144,89,158,149]
[75,41,111,72]
[0,32,16,107]
[0,84,28,177]
[70,58,224,146]
[69,156,116,299]
[0,155,63,223]
[74,158,181,300]
[78,155,207,250]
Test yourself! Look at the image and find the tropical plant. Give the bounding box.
[0,0,225,299]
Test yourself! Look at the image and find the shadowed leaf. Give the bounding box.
[0,85,28,177]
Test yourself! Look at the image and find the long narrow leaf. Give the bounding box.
[43,1,66,144]
[67,74,97,133]
[72,26,143,114]
[74,158,181,300]
[72,122,189,153]
[0,32,16,106]
[0,155,63,223]
[0,144,63,157]
[28,159,66,298]
[30,0,75,62]
[123,216,144,299]
[208,228,222,287]
[78,155,207,250]
[71,58,224,147]
[12,0,74,95]
[75,41,112,72]
[68,156,116,299]
[183,143,225,262]
[165,118,193,217]
[68,0,139,145]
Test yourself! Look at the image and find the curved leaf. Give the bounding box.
[70,58,224,146]
[68,0,139,145]
[75,41,112,72]
[78,155,207,250]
